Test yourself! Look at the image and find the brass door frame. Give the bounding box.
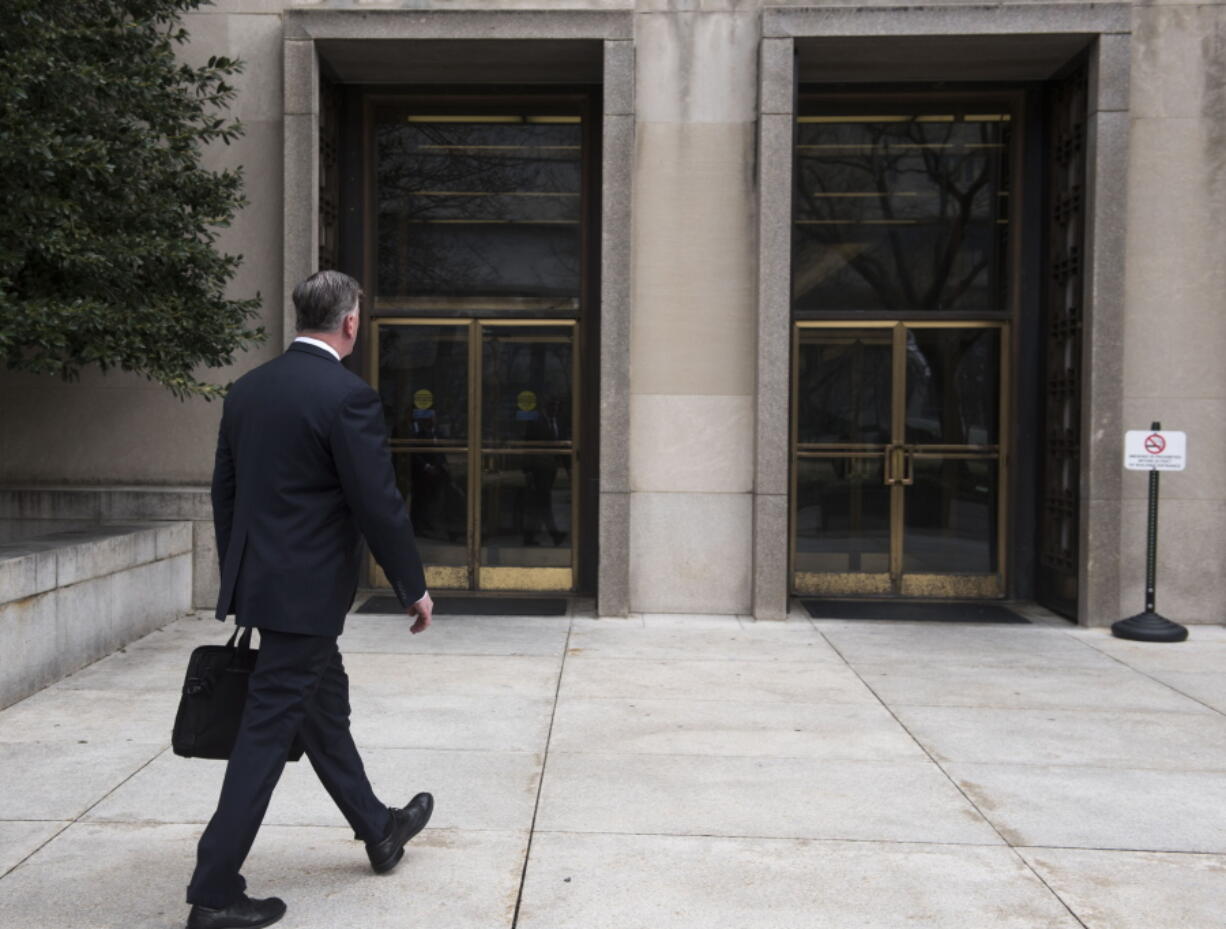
[791,320,1010,598]
[370,317,579,593]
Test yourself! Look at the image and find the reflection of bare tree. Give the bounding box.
[797,334,892,445]
[799,330,994,447]
[797,329,996,545]
[375,121,583,301]
[906,329,997,538]
[794,118,1006,312]
[483,334,573,443]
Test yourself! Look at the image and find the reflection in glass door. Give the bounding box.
[792,322,1008,598]
[376,321,472,589]
[371,110,584,316]
[792,105,1012,314]
[479,322,575,591]
[374,319,576,592]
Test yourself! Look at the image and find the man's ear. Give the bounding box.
[344,311,359,340]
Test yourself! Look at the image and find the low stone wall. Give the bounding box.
[0,487,216,609]
[0,522,192,709]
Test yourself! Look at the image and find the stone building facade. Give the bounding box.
[2,0,1223,625]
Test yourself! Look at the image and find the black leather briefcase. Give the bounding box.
[172,626,306,761]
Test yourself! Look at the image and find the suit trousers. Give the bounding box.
[186,629,391,908]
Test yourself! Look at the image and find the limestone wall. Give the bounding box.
[0,4,286,486]
[628,8,758,613]
[2,1,1223,621]
[1117,2,1226,624]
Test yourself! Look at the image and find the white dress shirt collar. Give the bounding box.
[293,336,341,362]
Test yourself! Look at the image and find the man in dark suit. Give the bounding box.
[185,271,435,929]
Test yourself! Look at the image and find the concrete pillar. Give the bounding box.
[753,36,795,621]
[1118,4,1226,624]
[628,9,760,614]
[598,39,635,617]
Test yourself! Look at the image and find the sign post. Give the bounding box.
[1112,421,1189,642]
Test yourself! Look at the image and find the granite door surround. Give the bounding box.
[753,4,1132,622]
[282,9,635,614]
[282,5,1131,621]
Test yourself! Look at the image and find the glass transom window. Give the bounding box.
[792,107,1012,315]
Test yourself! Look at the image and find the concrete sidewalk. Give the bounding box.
[2,606,1225,929]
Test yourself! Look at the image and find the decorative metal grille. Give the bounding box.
[318,81,340,272]
[1038,63,1088,619]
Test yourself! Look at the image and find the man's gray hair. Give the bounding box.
[293,270,362,333]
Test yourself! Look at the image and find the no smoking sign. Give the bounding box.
[1125,430,1187,471]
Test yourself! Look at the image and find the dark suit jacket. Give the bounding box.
[211,341,426,636]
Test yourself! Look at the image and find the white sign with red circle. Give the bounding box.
[1125,430,1187,471]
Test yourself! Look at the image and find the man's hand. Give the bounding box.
[408,591,433,634]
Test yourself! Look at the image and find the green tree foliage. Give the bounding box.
[0,0,263,400]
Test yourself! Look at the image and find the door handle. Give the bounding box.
[882,445,914,486]
[899,446,915,486]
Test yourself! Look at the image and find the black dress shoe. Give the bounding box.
[186,894,286,929]
[367,792,433,874]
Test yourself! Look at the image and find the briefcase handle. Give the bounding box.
[225,626,256,666]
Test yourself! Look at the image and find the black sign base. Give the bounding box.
[1112,611,1189,643]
